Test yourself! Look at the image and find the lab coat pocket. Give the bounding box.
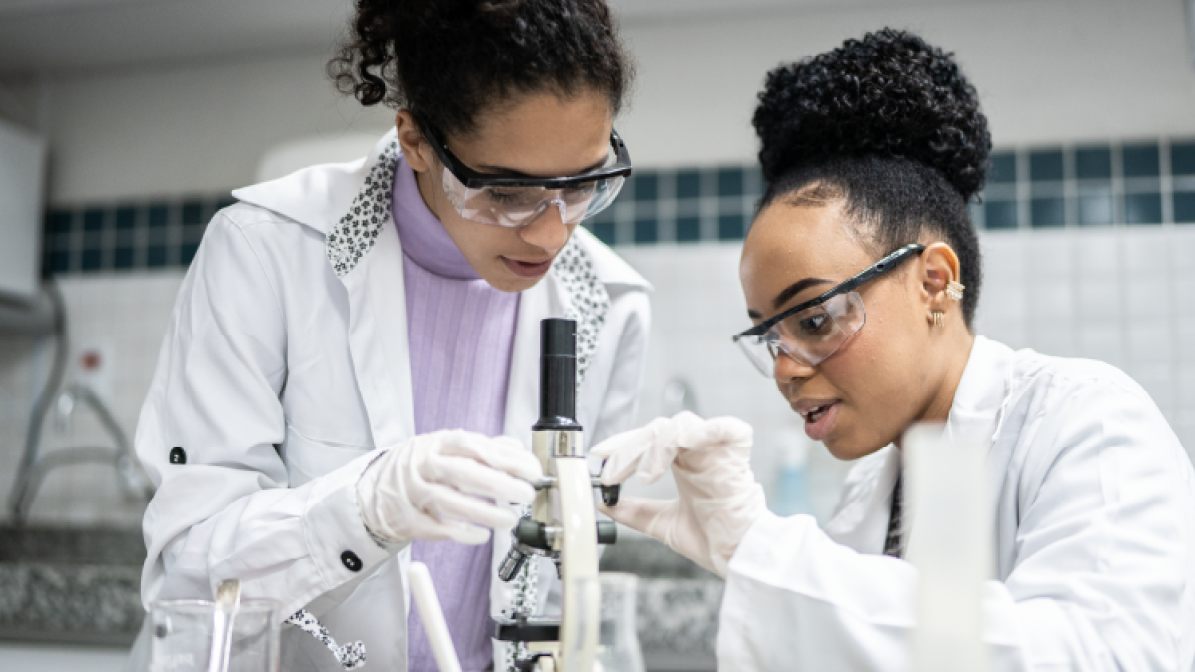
[282,424,374,487]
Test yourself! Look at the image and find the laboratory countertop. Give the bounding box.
[0,526,721,670]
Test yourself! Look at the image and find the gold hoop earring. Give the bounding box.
[931,311,945,328]
[946,281,965,302]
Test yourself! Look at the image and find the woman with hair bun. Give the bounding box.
[131,2,649,671]
[595,29,1195,670]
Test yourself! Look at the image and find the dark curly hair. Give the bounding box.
[753,28,991,326]
[329,0,633,138]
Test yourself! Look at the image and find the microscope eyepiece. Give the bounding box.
[535,319,582,431]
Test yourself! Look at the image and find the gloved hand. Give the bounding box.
[592,412,767,577]
[357,430,542,545]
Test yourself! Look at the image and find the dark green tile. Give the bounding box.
[1173,192,1195,223]
[589,221,615,246]
[115,206,137,229]
[1029,150,1064,182]
[83,209,105,232]
[1076,147,1112,180]
[676,216,701,242]
[1123,144,1160,178]
[81,248,103,271]
[49,250,71,273]
[182,201,206,225]
[989,153,1017,184]
[718,168,743,197]
[114,248,135,269]
[147,245,168,267]
[1171,142,1195,176]
[676,170,701,200]
[148,204,170,228]
[984,200,1018,229]
[634,218,658,244]
[47,211,73,234]
[1124,192,1162,224]
[633,173,658,202]
[181,243,201,265]
[718,213,744,240]
[1030,198,1065,227]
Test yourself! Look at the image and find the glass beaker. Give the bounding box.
[150,599,281,672]
[563,572,645,672]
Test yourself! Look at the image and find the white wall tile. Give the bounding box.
[1125,277,1171,320]
[1126,320,1174,366]
[1122,230,1170,277]
[0,270,184,526]
[1077,322,1125,367]
[1029,282,1075,323]
[1024,234,1072,280]
[1075,279,1122,322]
[1176,279,1195,318]
[1075,230,1119,277]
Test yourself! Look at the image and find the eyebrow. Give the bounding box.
[745,277,834,320]
[771,277,833,310]
[474,155,610,179]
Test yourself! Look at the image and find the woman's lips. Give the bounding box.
[502,256,553,279]
[800,401,841,442]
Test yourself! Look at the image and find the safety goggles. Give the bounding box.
[418,118,632,228]
[732,244,926,376]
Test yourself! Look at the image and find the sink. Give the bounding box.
[0,526,145,645]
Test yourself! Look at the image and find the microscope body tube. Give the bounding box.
[496,319,601,672]
[536,320,598,672]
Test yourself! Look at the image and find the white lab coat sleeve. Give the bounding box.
[718,375,1190,672]
[136,211,395,618]
[587,287,651,448]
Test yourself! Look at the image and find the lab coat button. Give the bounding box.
[341,551,363,572]
[169,447,186,464]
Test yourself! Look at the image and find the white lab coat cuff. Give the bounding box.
[302,448,397,594]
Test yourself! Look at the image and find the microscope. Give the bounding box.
[493,318,620,672]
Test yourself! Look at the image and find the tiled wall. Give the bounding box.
[42,198,233,276]
[978,139,1195,229]
[13,138,1195,527]
[40,138,1195,274]
[0,273,185,527]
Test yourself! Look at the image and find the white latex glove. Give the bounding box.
[357,430,542,545]
[591,412,767,577]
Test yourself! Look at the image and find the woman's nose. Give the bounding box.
[519,202,572,254]
[773,349,817,384]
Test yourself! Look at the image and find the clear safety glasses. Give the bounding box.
[418,118,632,228]
[732,244,926,376]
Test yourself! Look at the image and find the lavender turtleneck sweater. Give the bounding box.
[393,155,520,671]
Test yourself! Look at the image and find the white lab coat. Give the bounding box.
[719,336,1195,671]
[132,130,652,671]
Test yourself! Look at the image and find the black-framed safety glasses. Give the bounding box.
[417,117,633,228]
[732,243,926,375]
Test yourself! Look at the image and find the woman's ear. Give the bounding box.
[919,242,963,317]
[395,110,435,173]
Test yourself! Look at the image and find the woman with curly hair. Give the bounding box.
[594,29,1195,670]
[131,2,648,671]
